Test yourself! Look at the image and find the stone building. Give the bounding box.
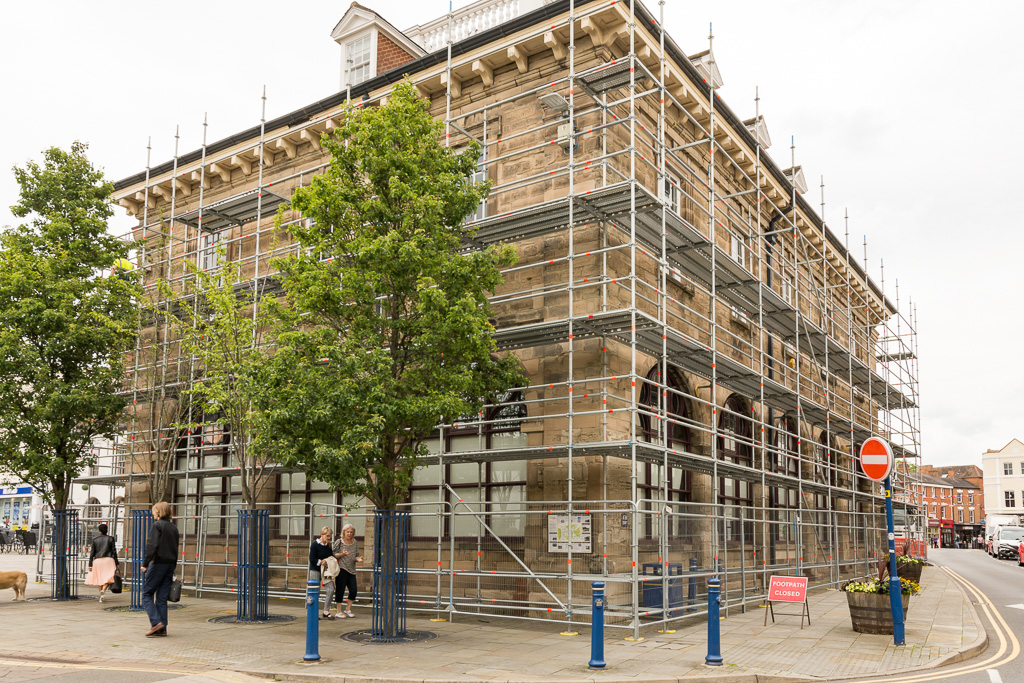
[982,439,1024,528]
[85,0,922,635]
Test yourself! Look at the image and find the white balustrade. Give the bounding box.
[406,0,550,54]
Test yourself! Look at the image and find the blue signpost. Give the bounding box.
[883,476,905,646]
[860,437,904,647]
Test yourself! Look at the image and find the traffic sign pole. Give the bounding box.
[884,475,905,646]
[860,437,904,647]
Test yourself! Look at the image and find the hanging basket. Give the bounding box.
[846,592,911,634]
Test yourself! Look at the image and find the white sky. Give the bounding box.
[1,1,1021,467]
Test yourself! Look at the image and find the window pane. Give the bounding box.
[450,435,480,453]
[451,488,481,537]
[451,463,480,484]
[491,431,526,450]
[291,472,306,491]
[491,459,526,483]
[230,476,241,493]
[203,454,221,470]
[411,489,442,537]
[226,496,243,535]
[311,492,336,518]
[413,464,441,486]
[202,476,223,493]
[490,485,524,536]
[311,479,331,491]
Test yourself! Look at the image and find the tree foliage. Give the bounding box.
[0,142,138,509]
[255,81,523,509]
[155,252,276,508]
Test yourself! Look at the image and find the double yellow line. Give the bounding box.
[844,566,1019,683]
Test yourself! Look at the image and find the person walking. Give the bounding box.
[141,502,180,637]
[84,523,119,602]
[333,523,363,619]
[309,526,336,619]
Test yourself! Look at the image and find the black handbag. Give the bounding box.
[168,577,182,603]
[110,571,123,594]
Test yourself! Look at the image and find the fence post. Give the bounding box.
[304,578,321,662]
[705,577,723,667]
[687,557,698,609]
[131,509,154,611]
[237,508,269,622]
[589,582,606,669]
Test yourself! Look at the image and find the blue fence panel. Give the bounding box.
[237,508,269,622]
[51,509,79,601]
[371,509,410,640]
[131,509,154,610]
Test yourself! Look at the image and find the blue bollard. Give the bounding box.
[687,557,698,608]
[589,582,606,669]
[705,577,723,667]
[304,579,321,662]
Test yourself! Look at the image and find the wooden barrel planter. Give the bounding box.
[846,592,911,634]
[897,562,923,583]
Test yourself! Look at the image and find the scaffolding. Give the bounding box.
[83,0,923,637]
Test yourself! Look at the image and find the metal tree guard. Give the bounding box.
[130,508,154,610]
[372,509,410,641]
[51,509,80,601]
[237,508,270,622]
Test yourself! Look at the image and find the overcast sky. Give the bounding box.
[1,1,1020,467]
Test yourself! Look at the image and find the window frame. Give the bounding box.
[345,33,373,87]
[409,392,528,541]
[717,395,753,542]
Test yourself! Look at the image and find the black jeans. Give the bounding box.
[338,569,358,602]
[141,562,175,627]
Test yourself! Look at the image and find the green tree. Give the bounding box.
[0,143,138,513]
[154,253,276,509]
[257,80,522,513]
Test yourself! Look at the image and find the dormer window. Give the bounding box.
[331,3,425,93]
[346,34,372,87]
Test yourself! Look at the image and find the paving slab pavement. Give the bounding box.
[0,553,985,682]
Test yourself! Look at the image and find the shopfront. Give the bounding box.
[940,519,955,548]
[0,485,42,530]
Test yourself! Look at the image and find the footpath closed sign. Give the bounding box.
[767,576,807,602]
[765,575,810,628]
[859,437,894,482]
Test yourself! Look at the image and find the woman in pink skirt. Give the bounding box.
[85,523,119,602]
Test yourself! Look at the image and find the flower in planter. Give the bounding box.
[882,553,925,566]
[841,577,920,596]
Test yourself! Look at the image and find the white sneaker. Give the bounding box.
[99,594,104,603]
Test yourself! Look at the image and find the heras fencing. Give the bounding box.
[161,496,892,638]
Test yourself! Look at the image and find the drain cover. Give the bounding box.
[340,629,437,644]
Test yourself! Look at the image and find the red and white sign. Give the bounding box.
[767,576,808,603]
[859,437,894,482]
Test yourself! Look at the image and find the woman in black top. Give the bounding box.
[309,526,335,619]
[141,501,180,637]
[85,523,119,602]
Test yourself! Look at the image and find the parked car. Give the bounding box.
[993,526,1024,559]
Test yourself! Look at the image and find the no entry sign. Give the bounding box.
[860,437,894,482]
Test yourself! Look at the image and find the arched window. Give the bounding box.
[84,497,101,523]
[637,366,693,539]
[638,366,691,451]
[718,395,753,541]
[410,391,528,539]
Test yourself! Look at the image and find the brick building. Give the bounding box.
[83,0,922,636]
[913,470,982,548]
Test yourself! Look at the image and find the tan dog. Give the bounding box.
[0,570,27,601]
